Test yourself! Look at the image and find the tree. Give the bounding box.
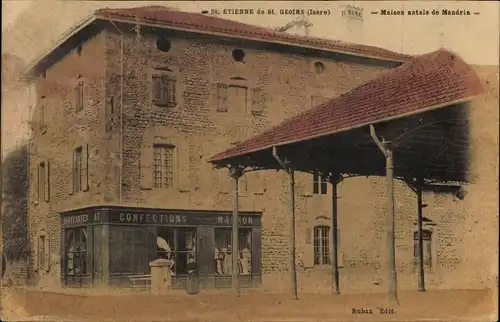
[1,142,29,261]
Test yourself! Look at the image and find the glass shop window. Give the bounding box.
[66,227,88,276]
[214,228,252,276]
[155,227,197,276]
[109,226,147,275]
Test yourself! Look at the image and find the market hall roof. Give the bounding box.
[208,49,483,183]
[23,5,413,79]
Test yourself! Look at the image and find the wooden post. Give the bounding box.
[416,179,426,292]
[386,147,398,302]
[330,174,340,294]
[288,167,298,299]
[229,165,242,295]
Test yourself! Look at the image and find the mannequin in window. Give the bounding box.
[214,247,224,275]
[239,247,251,275]
[187,255,197,274]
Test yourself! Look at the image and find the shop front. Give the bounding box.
[59,206,262,289]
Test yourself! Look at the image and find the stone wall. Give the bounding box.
[28,30,108,288]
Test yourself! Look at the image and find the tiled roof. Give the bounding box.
[95,6,412,62]
[209,49,483,163]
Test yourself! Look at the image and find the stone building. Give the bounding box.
[23,6,498,293]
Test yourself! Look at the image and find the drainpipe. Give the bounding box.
[369,125,398,303]
[416,177,425,292]
[272,147,298,300]
[107,19,124,203]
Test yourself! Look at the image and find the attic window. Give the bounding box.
[315,62,325,74]
[77,45,82,56]
[232,49,245,62]
[156,36,171,52]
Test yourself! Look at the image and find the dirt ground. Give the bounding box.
[1,287,498,322]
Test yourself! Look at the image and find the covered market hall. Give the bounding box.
[208,49,483,301]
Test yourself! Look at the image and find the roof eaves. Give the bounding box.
[94,13,412,64]
[20,14,97,82]
[207,95,479,164]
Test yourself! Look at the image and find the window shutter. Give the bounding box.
[141,143,153,189]
[44,161,50,202]
[303,227,314,268]
[80,83,84,109]
[177,144,191,192]
[35,165,40,204]
[251,229,261,275]
[167,76,176,105]
[75,86,79,111]
[82,144,89,192]
[216,83,228,112]
[251,87,263,115]
[34,236,39,272]
[68,153,74,195]
[44,236,50,272]
[152,76,162,103]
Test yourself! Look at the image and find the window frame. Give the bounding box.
[313,172,328,195]
[65,227,88,277]
[313,226,331,265]
[214,228,253,276]
[413,229,433,268]
[153,144,176,189]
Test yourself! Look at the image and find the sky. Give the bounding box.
[1,0,499,155]
[2,1,499,65]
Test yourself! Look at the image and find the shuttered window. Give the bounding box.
[152,75,176,107]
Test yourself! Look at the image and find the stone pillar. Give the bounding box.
[149,259,173,294]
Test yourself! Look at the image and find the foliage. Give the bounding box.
[2,143,29,261]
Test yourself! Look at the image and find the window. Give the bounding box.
[74,82,84,112]
[314,226,330,265]
[156,36,171,52]
[214,228,252,275]
[66,228,87,276]
[313,172,327,194]
[232,49,245,62]
[73,147,83,192]
[110,227,146,274]
[152,75,176,107]
[314,61,325,74]
[155,227,197,276]
[228,85,247,113]
[413,230,432,267]
[153,145,175,188]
